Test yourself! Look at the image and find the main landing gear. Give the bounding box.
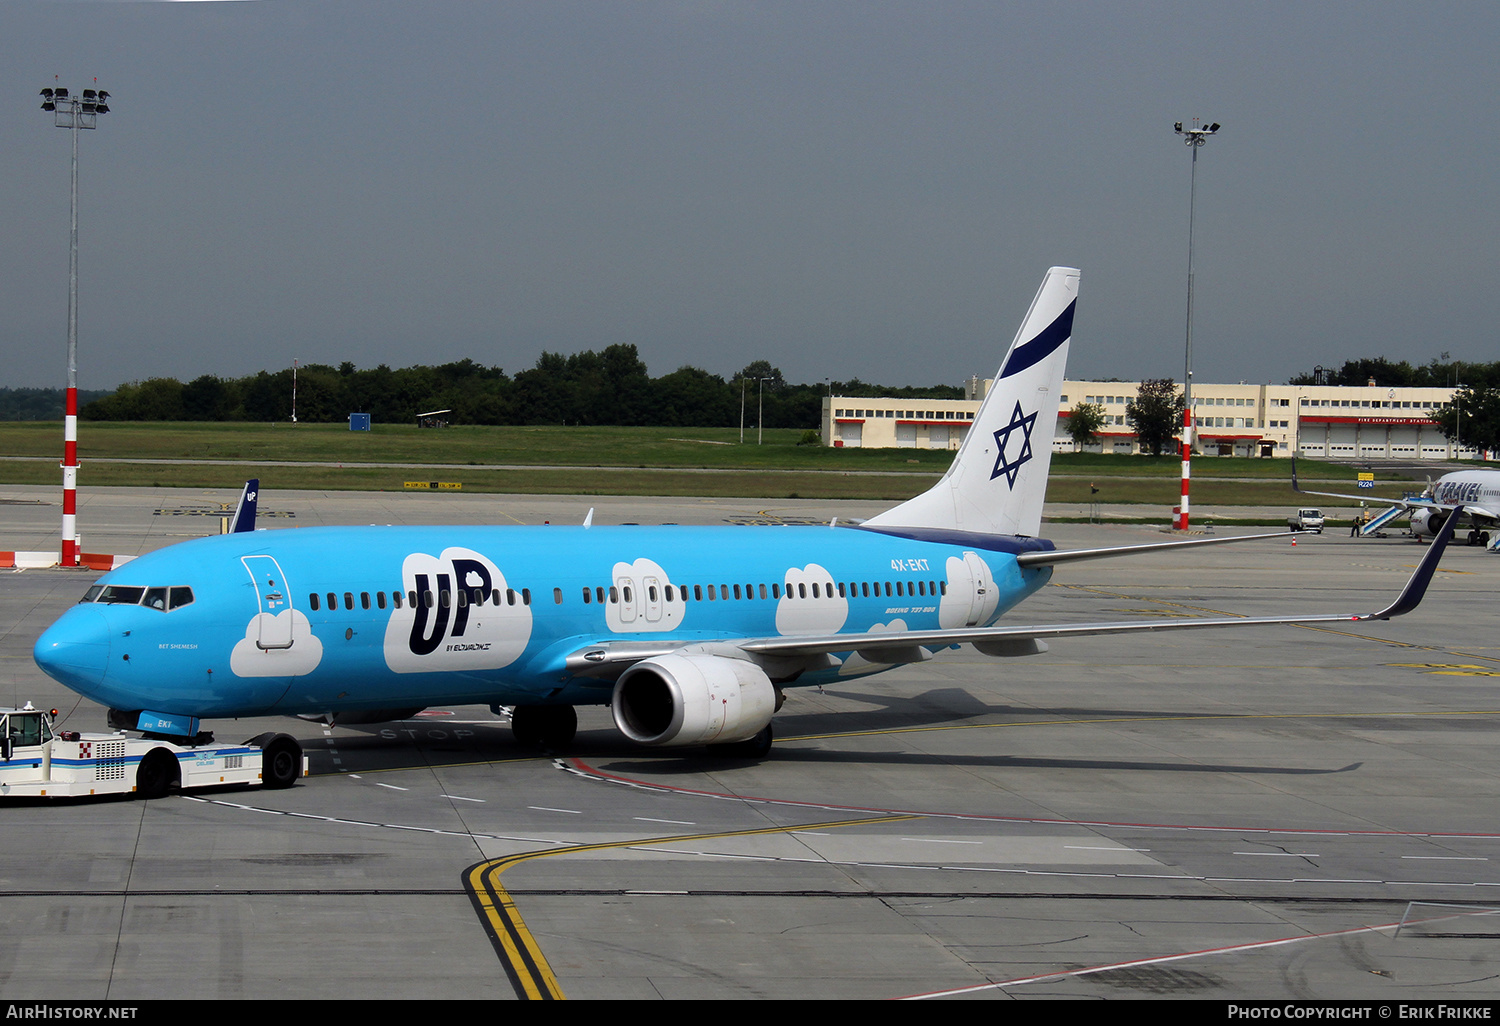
[509,705,578,750]
[711,724,774,759]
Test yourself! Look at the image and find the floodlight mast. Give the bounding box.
[1173,119,1219,532]
[39,80,111,568]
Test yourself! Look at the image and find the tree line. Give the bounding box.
[0,387,114,421]
[57,346,963,430]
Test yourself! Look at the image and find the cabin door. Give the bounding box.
[241,555,295,650]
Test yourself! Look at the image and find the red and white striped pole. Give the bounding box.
[61,94,82,568]
[39,81,109,567]
[1173,119,1217,535]
[1177,406,1192,531]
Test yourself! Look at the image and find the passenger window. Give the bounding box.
[393,592,404,609]
[344,592,354,610]
[409,590,418,607]
[582,587,592,604]
[772,583,781,599]
[759,584,768,600]
[424,591,435,608]
[507,588,517,606]
[694,585,703,601]
[553,588,563,605]
[377,592,387,610]
[456,590,467,608]
[522,589,531,606]
[310,593,320,611]
[597,587,606,603]
[361,592,371,610]
[609,587,619,604]
[327,593,337,611]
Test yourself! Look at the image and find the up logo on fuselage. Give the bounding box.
[383,547,531,674]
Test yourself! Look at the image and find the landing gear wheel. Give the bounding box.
[261,735,302,789]
[1468,530,1481,546]
[713,724,773,760]
[511,705,577,750]
[136,748,180,799]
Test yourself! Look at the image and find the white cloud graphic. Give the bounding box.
[606,558,684,633]
[383,547,532,674]
[939,551,1000,628]
[230,609,324,677]
[775,563,848,636]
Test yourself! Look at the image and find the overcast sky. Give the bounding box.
[3,1,1497,393]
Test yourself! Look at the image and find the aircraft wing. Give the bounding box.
[565,504,1461,679]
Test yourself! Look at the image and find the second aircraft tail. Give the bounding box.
[864,266,1078,538]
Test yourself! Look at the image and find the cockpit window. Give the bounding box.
[97,586,145,605]
[84,585,195,610]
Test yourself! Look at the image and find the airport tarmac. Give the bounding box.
[3,483,1500,1000]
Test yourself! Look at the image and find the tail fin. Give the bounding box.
[864,266,1078,537]
[229,479,259,534]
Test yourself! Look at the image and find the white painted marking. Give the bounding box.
[444,794,486,803]
[633,817,695,825]
[900,837,982,845]
[374,782,409,791]
[530,806,582,814]
[1234,851,1320,857]
[1066,845,1151,852]
[1401,855,1488,861]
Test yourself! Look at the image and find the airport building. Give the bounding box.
[821,380,1479,459]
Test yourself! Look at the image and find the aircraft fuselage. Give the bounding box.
[35,524,1054,722]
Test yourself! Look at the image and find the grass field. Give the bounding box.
[0,420,1419,506]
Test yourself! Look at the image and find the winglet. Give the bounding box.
[1363,505,1460,620]
[229,479,259,534]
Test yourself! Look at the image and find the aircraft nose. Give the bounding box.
[34,606,112,699]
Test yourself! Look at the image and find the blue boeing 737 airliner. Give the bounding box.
[33,268,1460,761]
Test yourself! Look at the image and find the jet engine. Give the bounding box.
[611,653,776,747]
[1411,507,1446,538]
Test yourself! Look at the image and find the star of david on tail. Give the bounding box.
[990,401,1038,487]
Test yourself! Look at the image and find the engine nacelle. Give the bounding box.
[1411,507,1445,538]
[612,653,776,747]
